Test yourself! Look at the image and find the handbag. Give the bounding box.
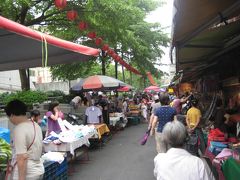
[5,120,36,180]
[186,132,198,156]
[140,129,151,145]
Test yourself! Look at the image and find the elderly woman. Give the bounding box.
[154,120,214,180]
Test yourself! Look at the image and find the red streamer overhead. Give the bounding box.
[111,53,118,59]
[146,72,157,85]
[67,10,78,21]
[54,0,67,9]
[116,56,121,61]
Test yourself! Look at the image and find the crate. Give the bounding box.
[43,158,68,180]
[55,171,68,180]
[127,117,140,125]
[55,159,67,177]
[43,161,58,180]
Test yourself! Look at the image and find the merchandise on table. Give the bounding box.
[209,141,228,155]
[43,123,97,155]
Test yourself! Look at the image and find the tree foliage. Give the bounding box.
[0,0,169,89]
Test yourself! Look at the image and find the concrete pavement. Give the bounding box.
[69,123,157,180]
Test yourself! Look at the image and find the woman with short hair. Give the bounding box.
[151,93,177,153]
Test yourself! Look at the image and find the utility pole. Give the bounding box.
[101,50,106,75]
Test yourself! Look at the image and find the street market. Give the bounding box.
[0,0,240,180]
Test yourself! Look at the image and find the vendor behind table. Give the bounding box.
[46,101,64,136]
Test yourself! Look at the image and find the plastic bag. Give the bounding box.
[140,129,151,145]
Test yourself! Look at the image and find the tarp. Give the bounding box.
[0,16,99,71]
[172,0,240,46]
[171,0,240,81]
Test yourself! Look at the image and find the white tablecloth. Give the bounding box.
[43,133,94,155]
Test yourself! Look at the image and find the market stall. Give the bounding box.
[109,112,127,128]
[204,128,240,180]
[43,121,97,162]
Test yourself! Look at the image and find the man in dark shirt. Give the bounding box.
[98,94,109,125]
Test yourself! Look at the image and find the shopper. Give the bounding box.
[5,100,44,180]
[148,95,161,130]
[70,96,82,112]
[140,99,148,122]
[30,109,41,124]
[186,98,206,154]
[154,120,214,180]
[172,93,192,114]
[151,93,177,153]
[98,94,109,125]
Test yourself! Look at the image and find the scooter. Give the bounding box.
[66,113,84,125]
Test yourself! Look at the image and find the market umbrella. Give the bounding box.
[71,75,127,91]
[117,85,133,92]
[144,86,161,93]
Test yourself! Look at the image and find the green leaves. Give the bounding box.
[1,90,48,108]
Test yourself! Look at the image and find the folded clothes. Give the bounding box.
[43,133,60,144]
[41,152,65,164]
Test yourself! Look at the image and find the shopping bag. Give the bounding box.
[140,129,151,145]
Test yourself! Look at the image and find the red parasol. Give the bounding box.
[144,86,161,92]
[71,75,127,91]
[117,86,133,92]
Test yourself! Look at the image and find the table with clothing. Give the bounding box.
[43,124,96,156]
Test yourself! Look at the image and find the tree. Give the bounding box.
[0,0,169,89]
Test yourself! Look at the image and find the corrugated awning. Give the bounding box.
[171,0,240,81]
[0,16,99,71]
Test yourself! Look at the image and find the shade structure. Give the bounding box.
[144,86,161,93]
[171,0,240,81]
[0,16,99,71]
[71,75,128,91]
[117,85,133,92]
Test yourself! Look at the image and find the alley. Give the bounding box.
[69,123,156,180]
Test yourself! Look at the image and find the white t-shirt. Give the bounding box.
[12,121,44,179]
[154,148,214,180]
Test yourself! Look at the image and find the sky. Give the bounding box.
[145,0,174,73]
